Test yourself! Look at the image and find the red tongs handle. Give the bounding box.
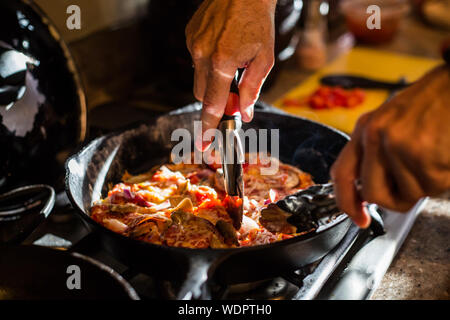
[223,69,242,117]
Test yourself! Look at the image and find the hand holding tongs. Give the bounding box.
[218,71,245,230]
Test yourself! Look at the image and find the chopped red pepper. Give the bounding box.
[282,85,366,110]
[222,195,243,209]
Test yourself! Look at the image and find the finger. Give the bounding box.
[331,114,372,228]
[331,140,370,228]
[359,122,399,213]
[238,51,274,122]
[195,67,235,151]
[193,59,208,101]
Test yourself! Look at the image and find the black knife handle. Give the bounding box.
[230,68,244,94]
[221,114,241,122]
[320,74,410,90]
[222,69,244,119]
[230,73,240,95]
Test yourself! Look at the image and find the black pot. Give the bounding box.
[0,245,139,299]
[0,0,87,192]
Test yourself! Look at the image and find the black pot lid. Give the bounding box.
[0,0,87,191]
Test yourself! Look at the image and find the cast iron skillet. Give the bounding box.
[65,102,352,299]
[0,245,139,300]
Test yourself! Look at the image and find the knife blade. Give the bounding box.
[217,70,244,230]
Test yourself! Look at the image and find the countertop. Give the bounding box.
[261,18,450,300]
[371,195,450,299]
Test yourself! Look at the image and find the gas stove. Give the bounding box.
[22,189,426,300]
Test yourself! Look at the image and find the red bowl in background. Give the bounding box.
[340,0,410,44]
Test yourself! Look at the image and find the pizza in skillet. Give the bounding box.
[90,154,314,248]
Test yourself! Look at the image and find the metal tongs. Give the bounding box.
[217,71,245,230]
[260,183,386,236]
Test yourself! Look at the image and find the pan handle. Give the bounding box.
[0,184,55,217]
[366,204,385,237]
[177,253,223,300]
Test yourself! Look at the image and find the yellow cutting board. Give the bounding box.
[274,47,441,133]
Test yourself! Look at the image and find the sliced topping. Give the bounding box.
[190,184,218,204]
[108,183,133,204]
[259,203,297,234]
[168,195,191,208]
[163,209,228,249]
[152,166,187,186]
[133,212,172,231]
[108,183,163,206]
[135,187,171,204]
[91,204,110,222]
[215,220,239,247]
[239,215,260,238]
[173,198,194,212]
[280,164,301,189]
[184,168,215,185]
[98,201,171,215]
[266,189,278,204]
[126,212,172,244]
[240,228,278,247]
[196,202,232,225]
[128,220,162,244]
[103,219,128,234]
[175,180,190,195]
